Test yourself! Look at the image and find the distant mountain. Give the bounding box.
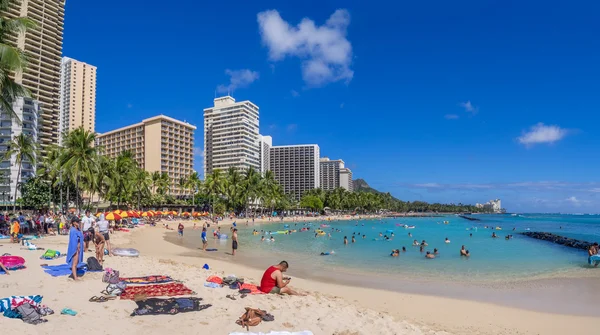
[354,179,399,200]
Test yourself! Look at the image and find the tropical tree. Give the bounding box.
[132,167,151,209]
[185,171,201,208]
[19,176,50,208]
[109,150,136,208]
[204,169,224,217]
[242,167,260,217]
[60,127,97,211]
[3,132,36,210]
[224,167,242,211]
[0,0,36,121]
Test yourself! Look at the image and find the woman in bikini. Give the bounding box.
[93,231,106,264]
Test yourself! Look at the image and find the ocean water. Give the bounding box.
[229,214,600,282]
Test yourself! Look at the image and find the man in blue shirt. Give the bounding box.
[201,227,207,251]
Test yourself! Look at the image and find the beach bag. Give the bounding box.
[102,269,120,284]
[41,249,58,260]
[236,307,266,330]
[104,282,127,296]
[87,257,103,271]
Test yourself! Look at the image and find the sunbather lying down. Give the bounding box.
[259,261,307,296]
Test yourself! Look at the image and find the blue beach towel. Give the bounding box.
[42,263,87,277]
[0,295,43,315]
[67,227,84,268]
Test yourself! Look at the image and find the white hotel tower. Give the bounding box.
[203,96,261,176]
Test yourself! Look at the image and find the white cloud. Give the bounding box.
[193,147,204,157]
[217,69,259,94]
[459,101,478,114]
[340,103,344,109]
[290,89,300,97]
[257,9,354,86]
[566,196,579,204]
[517,123,568,146]
[445,114,459,119]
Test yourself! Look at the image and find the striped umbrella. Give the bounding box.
[105,212,122,221]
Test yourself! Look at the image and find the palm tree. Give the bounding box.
[260,170,279,215]
[204,169,224,218]
[3,132,36,210]
[243,167,260,218]
[110,151,136,208]
[132,167,151,210]
[186,171,201,209]
[60,128,97,212]
[36,145,62,211]
[94,155,113,211]
[0,0,35,122]
[225,167,242,212]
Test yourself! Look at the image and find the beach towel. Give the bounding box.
[119,275,174,285]
[229,332,314,335]
[130,297,211,316]
[206,275,223,284]
[239,283,265,295]
[67,227,84,268]
[42,263,87,277]
[0,295,43,318]
[120,283,195,300]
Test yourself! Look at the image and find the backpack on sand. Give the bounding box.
[236,307,273,330]
[102,282,127,296]
[87,257,103,271]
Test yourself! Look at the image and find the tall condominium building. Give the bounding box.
[259,135,272,175]
[340,167,353,192]
[58,57,97,143]
[270,145,320,201]
[0,98,41,202]
[203,96,260,176]
[97,116,196,196]
[320,157,353,192]
[4,0,66,152]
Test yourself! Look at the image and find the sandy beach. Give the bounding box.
[1,219,598,334]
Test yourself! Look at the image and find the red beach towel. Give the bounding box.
[120,283,194,300]
[206,276,223,284]
[239,283,265,295]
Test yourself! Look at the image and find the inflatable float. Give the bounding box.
[495,227,502,230]
[0,255,25,269]
[219,234,228,240]
[386,229,394,233]
[404,225,416,229]
[112,248,140,257]
[320,224,330,228]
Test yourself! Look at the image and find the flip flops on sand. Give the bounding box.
[89,296,116,303]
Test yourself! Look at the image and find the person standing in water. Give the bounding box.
[201,227,208,251]
[232,228,238,256]
[344,236,348,245]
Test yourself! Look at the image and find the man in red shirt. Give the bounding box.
[259,261,303,295]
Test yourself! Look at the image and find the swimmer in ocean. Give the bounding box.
[402,246,406,252]
[426,251,435,259]
[434,248,439,255]
[413,240,419,246]
[344,236,348,245]
[445,237,451,243]
[261,236,265,242]
[421,240,428,246]
[352,236,356,243]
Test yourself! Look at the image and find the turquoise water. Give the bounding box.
[234,214,600,282]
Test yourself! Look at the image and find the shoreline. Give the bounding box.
[1,222,598,334]
[163,222,600,317]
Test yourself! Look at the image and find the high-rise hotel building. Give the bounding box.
[58,57,97,143]
[3,0,66,152]
[259,135,272,175]
[203,96,260,176]
[97,116,196,196]
[270,145,320,200]
[320,157,353,192]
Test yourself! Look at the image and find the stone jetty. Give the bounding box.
[458,215,481,221]
[521,231,593,250]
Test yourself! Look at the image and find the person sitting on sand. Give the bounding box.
[425,251,435,259]
[445,237,450,243]
[0,258,10,275]
[460,245,470,257]
[259,261,304,295]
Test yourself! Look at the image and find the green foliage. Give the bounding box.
[20,177,50,208]
[300,195,324,212]
[213,202,226,215]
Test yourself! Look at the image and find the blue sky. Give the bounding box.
[63,0,600,213]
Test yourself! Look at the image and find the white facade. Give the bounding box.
[270,144,320,201]
[339,167,353,192]
[203,96,260,176]
[0,97,41,202]
[58,57,97,144]
[478,199,502,213]
[259,135,272,175]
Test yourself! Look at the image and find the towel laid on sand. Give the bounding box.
[42,263,87,277]
[130,297,211,316]
[120,283,195,300]
[119,275,174,285]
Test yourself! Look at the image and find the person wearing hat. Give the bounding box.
[67,217,84,280]
[10,218,20,243]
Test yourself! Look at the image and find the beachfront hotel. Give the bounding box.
[0,99,41,202]
[58,57,97,144]
[203,96,261,176]
[3,0,66,153]
[259,135,272,175]
[270,145,320,200]
[320,157,353,192]
[97,116,196,196]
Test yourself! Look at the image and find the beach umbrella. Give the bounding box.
[155,211,162,215]
[114,209,122,214]
[127,211,138,218]
[182,212,190,217]
[171,211,179,216]
[106,212,122,221]
[141,211,152,217]
[120,211,129,218]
